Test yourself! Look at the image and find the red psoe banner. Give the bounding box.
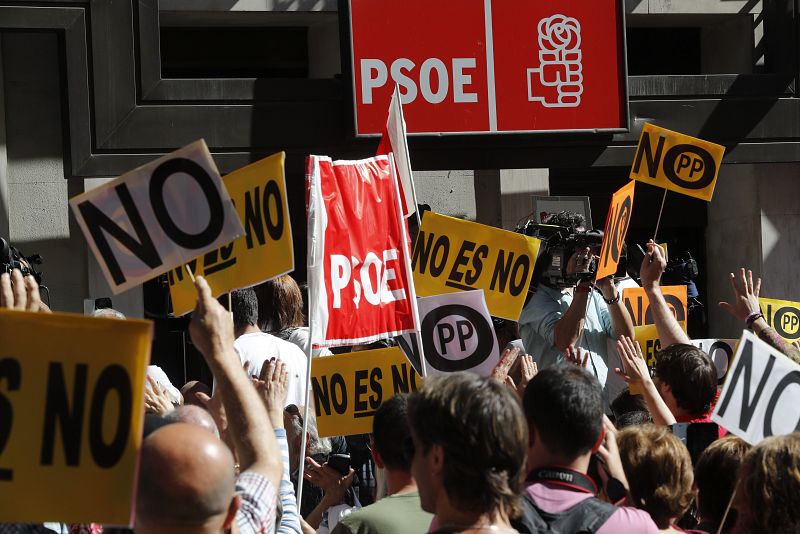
[307,155,418,346]
[349,0,628,135]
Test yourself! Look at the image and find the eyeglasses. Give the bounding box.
[285,404,303,427]
[402,436,416,462]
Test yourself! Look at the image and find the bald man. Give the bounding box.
[135,277,282,533]
[136,423,237,532]
[164,405,219,437]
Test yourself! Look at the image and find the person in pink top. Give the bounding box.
[515,365,658,534]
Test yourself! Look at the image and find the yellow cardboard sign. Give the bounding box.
[596,181,635,280]
[411,212,541,320]
[0,309,151,525]
[629,324,662,395]
[168,152,294,315]
[760,297,800,342]
[622,285,688,327]
[311,347,421,437]
[630,123,725,201]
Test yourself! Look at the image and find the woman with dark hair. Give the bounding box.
[254,274,332,357]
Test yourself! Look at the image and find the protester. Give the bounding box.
[255,274,332,357]
[163,405,220,437]
[135,276,283,533]
[693,436,750,534]
[733,433,800,534]
[332,395,433,534]
[230,287,309,406]
[407,372,527,533]
[617,425,695,533]
[519,365,657,533]
[634,241,718,426]
[518,211,635,408]
[719,267,800,364]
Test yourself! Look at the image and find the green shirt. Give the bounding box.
[332,491,433,534]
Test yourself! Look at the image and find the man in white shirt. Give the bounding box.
[230,287,309,407]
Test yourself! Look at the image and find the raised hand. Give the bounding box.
[0,269,48,312]
[491,346,521,382]
[252,358,289,429]
[640,240,666,291]
[565,345,589,368]
[719,267,762,323]
[613,336,651,386]
[144,375,177,416]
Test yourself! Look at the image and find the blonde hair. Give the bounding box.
[618,424,695,528]
[736,433,800,534]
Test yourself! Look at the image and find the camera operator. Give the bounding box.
[519,212,635,407]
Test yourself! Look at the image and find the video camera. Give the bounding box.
[516,221,629,289]
[1,237,43,284]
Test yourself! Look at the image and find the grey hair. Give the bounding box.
[92,308,126,320]
[289,406,331,456]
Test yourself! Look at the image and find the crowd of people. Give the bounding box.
[1,217,800,533]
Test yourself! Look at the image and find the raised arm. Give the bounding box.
[614,336,676,426]
[189,276,283,490]
[640,240,690,347]
[596,276,635,342]
[719,268,800,365]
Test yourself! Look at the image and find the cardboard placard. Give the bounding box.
[307,155,418,347]
[713,330,800,445]
[596,181,635,280]
[630,123,725,202]
[412,212,541,320]
[0,310,151,525]
[70,140,244,294]
[310,347,421,438]
[760,297,800,342]
[691,338,739,385]
[396,290,500,377]
[168,152,294,316]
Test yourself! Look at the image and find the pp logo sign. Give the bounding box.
[397,290,500,377]
[630,123,725,202]
[760,297,800,341]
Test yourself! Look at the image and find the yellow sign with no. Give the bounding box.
[0,309,151,525]
[630,123,725,202]
[760,297,800,342]
[311,348,421,438]
[411,212,541,320]
[168,152,294,316]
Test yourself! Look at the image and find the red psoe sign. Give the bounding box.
[349,0,628,135]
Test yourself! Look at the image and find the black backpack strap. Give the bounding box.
[513,491,617,534]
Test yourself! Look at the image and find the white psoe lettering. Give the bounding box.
[330,249,407,309]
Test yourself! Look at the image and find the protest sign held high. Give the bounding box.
[167,152,294,316]
[397,289,500,377]
[759,296,800,342]
[623,285,688,329]
[0,309,151,525]
[596,180,635,280]
[412,212,541,320]
[307,155,418,346]
[713,330,800,445]
[70,140,244,294]
[692,338,739,385]
[630,123,725,202]
[310,347,420,438]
